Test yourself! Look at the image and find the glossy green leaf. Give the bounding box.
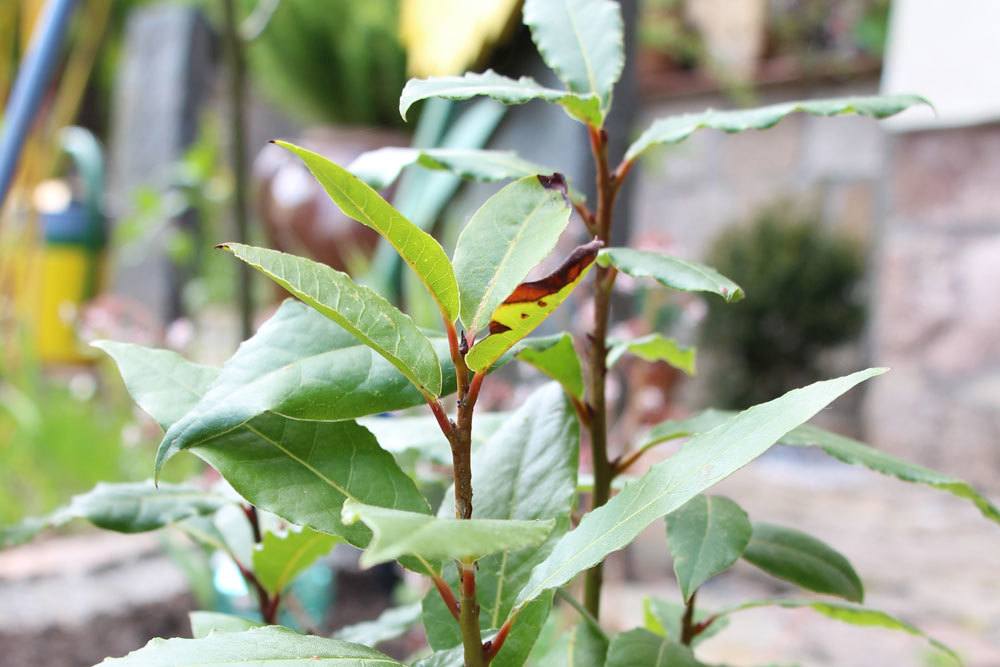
[607,333,696,375]
[190,414,430,550]
[1,481,231,549]
[98,626,405,666]
[454,175,573,338]
[641,412,1000,525]
[515,333,585,399]
[605,629,706,667]
[274,141,459,322]
[423,384,579,664]
[597,247,744,302]
[92,341,218,429]
[742,522,863,602]
[156,300,455,476]
[667,494,751,601]
[513,368,884,610]
[523,0,624,114]
[643,597,728,647]
[625,95,929,162]
[333,603,422,646]
[189,612,262,639]
[349,147,555,191]
[716,599,960,666]
[466,240,601,371]
[218,244,441,402]
[252,525,341,596]
[342,500,555,567]
[400,70,602,125]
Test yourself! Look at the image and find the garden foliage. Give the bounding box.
[3,1,993,666]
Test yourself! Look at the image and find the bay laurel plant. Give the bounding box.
[5,1,998,665]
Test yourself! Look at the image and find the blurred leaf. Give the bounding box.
[253,525,341,596]
[515,333,585,400]
[605,629,706,667]
[667,494,751,601]
[643,597,728,647]
[532,621,608,667]
[189,612,262,639]
[597,248,744,302]
[607,334,696,375]
[333,603,422,646]
[349,147,556,190]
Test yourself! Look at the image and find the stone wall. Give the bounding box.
[866,124,1000,487]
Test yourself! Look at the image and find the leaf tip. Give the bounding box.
[537,172,568,195]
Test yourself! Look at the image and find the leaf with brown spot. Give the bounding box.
[465,240,602,371]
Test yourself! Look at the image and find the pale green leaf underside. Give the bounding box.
[523,0,624,112]
[189,611,262,639]
[155,301,456,476]
[598,247,744,302]
[252,525,341,596]
[513,368,884,609]
[716,599,960,666]
[358,411,508,466]
[607,333,696,375]
[515,333,585,399]
[91,341,218,429]
[454,176,573,337]
[349,147,557,191]
[605,629,706,667]
[333,603,422,646]
[641,410,1000,525]
[399,70,602,125]
[1,481,230,549]
[97,626,404,666]
[625,94,930,162]
[743,522,864,603]
[342,500,555,567]
[276,141,459,322]
[191,413,431,550]
[219,243,441,399]
[667,494,751,601]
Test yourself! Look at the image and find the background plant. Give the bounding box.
[3,2,997,666]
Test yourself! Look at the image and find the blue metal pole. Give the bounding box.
[0,0,79,208]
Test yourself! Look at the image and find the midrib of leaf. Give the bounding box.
[242,421,354,501]
[654,635,670,666]
[468,194,555,335]
[562,0,598,96]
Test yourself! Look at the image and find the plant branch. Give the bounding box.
[484,616,515,662]
[680,591,698,646]
[431,573,461,621]
[459,563,486,667]
[239,505,279,624]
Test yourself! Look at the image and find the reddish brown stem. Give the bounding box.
[484,616,515,662]
[432,573,461,621]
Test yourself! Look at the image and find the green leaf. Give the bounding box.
[716,599,960,666]
[743,522,864,603]
[91,341,218,429]
[1,481,231,549]
[97,626,405,666]
[218,244,441,402]
[349,147,556,191]
[607,334,696,375]
[466,240,601,371]
[513,368,884,610]
[667,494,752,601]
[274,141,460,322]
[156,300,456,475]
[643,597,728,647]
[423,384,579,663]
[400,70,602,125]
[189,611,262,638]
[333,603,422,646]
[640,412,1000,526]
[252,525,341,596]
[605,629,707,667]
[533,621,608,667]
[515,333,585,399]
[597,247,744,302]
[190,413,430,549]
[625,94,930,162]
[523,0,624,114]
[454,175,573,339]
[342,500,555,567]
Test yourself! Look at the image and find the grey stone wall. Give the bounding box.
[866,125,1000,487]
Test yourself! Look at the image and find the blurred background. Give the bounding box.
[0,0,997,665]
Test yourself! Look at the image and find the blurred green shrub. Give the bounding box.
[700,204,866,408]
[245,0,407,127]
